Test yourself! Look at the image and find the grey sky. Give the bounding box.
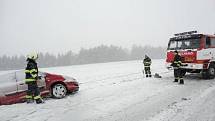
[0,0,215,56]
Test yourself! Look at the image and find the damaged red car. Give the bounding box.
[0,70,79,105]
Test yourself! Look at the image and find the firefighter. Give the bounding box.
[143,55,152,77]
[25,52,44,104]
[171,50,186,84]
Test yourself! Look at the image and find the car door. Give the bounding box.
[16,70,46,93]
[37,72,46,89]
[0,72,17,97]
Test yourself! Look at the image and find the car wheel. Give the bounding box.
[52,83,67,98]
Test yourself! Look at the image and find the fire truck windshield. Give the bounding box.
[168,38,200,50]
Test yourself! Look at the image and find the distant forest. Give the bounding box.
[0,45,166,71]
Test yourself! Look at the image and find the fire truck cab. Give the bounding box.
[166,31,215,79]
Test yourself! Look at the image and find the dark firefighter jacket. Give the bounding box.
[25,59,38,83]
[171,54,183,68]
[143,57,152,67]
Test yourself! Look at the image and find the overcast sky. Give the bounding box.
[0,0,215,56]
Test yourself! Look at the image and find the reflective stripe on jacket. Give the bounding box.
[25,59,38,83]
[143,57,152,67]
[171,54,182,68]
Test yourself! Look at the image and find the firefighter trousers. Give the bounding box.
[26,81,41,100]
[174,68,184,83]
[144,67,151,77]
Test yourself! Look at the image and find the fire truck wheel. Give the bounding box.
[204,64,215,79]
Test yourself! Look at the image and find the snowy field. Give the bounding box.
[1,59,215,121]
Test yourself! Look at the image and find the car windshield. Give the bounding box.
[168,38,200,50]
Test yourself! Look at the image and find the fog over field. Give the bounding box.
[0,45,165,71]
[0,0,215,56]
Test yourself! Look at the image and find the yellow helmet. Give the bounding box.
[27,52,38,60]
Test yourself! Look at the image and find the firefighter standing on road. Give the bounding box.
[25,52,44,104]
[143,55,152,77]
[171,51,186,84]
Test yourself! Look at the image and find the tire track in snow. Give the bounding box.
[147,80,215,121]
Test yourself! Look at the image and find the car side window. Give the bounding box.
[15,70,25,82]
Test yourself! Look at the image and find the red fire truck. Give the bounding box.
[166,31,215,79]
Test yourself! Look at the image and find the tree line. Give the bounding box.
[0,45,166,71]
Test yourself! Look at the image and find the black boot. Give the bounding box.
[179,79,184,84]
[173,79,178,82]
[149,75,152,77]
[36,98,44,104]
[146,75,148,78]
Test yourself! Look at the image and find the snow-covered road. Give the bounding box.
[1,59,215,121]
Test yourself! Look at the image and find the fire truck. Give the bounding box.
[166,31,215,79]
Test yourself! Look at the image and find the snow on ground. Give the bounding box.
[1,59,215,121]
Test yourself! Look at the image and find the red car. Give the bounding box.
[0,70,79,105]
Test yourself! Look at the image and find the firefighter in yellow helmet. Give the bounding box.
[25,52,44,104]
